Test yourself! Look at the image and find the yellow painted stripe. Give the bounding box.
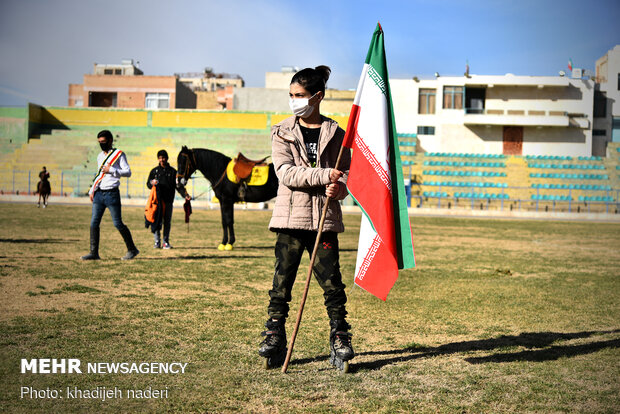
[44,108,148,127]
[270,114,350,129]
[152,111,268,129]
[330,115,350,128]
[30,107,348,131]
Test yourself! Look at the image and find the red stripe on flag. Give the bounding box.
[343,104,360,149]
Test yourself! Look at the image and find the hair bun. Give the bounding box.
[315,65,331,83]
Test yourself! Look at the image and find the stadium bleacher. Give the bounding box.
[2,124,619,214]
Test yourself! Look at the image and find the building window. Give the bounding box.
[592,129,606,136]
[443,86,464,109]
[465,87,485,114]
[613,117,620,142]
[145,93,170,109]
[114,69,122,75]
[594,91,607,118]
[617,73,620,90]
[417,126,435,135]
[89,92,117,107]
[103,69,113,75]
[418,88,436,114]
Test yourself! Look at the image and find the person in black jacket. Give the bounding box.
[146,150,190,249]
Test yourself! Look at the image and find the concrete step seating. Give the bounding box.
[425,152,506,159]
[528,163,605,170]
[422,190,509,200]
[531,194,573,201]
[424,181,508,188]
[525,155,572,161]
[529,172,608,180]
[454,192,509,199]
[424,170,506,177]
[525,155,603,161]
[531,183,611,191]
[578,195,615,202]
[3,126,619,207]
[423,191,448,198]
[424,160,505,168]
[0,136,24,155]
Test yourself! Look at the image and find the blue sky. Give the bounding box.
[0,0,618,107]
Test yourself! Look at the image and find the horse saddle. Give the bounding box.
[232,153,268,179]
[226,153,270,187]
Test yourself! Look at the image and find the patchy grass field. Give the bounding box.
[0,202,619,413]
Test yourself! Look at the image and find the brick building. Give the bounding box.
[68,60,196,109]
[177,68,243,110]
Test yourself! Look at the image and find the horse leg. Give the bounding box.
[218,201,234,251]
[228,211,236,248]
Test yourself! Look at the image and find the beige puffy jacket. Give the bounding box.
[268,115,351,233]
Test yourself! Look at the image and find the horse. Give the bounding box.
[37,168,51,208]
[176,146,279,250]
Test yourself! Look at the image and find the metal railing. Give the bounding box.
[0,169,214,202]
[408,184,620,214]
[2,168,619,214]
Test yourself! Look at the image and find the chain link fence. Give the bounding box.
[1,168,619,214]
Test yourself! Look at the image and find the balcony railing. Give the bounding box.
[464,108,569,117]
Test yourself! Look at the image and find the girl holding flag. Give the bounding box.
[258,66,354,369]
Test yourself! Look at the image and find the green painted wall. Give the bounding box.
[0,106,28,147]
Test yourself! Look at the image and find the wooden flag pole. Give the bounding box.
[281,144,347,374]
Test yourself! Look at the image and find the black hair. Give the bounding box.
[290,65,331,95]
[157,149,169,158]
[97,130,113,143]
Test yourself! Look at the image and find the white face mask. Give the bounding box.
[289,94,316,118]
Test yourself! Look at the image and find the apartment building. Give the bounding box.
[391,73,595,157]
[68,60,196,109]
[594,45,620,153]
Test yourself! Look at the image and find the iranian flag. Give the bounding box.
[343,23,415,301]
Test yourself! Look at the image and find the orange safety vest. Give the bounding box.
[144,186,158,223]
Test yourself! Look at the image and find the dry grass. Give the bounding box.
[0,202,619,413]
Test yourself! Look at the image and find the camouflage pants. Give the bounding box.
[267,230,348,321]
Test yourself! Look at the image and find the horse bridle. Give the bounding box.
[177,149,197,181]
[177,148,227,196]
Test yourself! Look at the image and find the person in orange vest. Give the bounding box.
[146,150,190,249]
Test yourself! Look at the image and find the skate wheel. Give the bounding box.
[342,360,350,373]
[262,350,286,370]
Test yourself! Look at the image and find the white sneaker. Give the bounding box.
[163,242,172,249]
